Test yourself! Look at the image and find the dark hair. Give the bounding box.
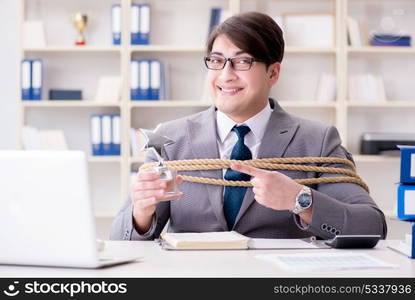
[206,12,285,67]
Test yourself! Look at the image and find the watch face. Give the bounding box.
[298,193,311,208]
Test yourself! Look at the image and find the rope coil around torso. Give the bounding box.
[139,157,369,193]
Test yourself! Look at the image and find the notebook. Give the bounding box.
[158,231,320,250]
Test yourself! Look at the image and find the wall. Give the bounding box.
[0,0,19,149]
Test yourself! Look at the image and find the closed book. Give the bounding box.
[112,4,122,45]
[159,231,250,250]
[49,89,82,100]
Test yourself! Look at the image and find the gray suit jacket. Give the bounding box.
[110,99,387,240]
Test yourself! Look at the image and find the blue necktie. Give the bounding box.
[223,125,252,229]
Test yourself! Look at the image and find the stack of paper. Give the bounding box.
[255,252,397,272]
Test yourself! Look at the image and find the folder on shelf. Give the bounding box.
[138,60,150,100]
[207,8,222,38]
[31,59,43,100]
[112,4,122,45]
[139,4,150,45]
[21,59,31,100]
[131,4,140,45]
[111,115,121,155]
[131,60,140,100]
[101,115,112,156]
[150,60,161,100]
[90,115,102,156]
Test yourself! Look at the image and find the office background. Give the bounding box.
[0,0,413,239]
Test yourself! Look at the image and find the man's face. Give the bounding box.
[207,34,280,123]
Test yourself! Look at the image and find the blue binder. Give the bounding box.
[131,60,140,100]
[111,115,121,155]
[101,115,112,155]
[112,4,122,45]
[21,59,31,100]
[138,4,150,44]
[150,60,161,100]
[90,115,102,156]
[31,59,42,100]
[138,60,150,100]
[131,4,140,45]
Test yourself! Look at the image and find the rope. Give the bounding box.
[139,157,369,193]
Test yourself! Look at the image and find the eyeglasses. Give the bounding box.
[204,55,264,71]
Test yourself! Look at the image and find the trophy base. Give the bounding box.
[75,41,86,46]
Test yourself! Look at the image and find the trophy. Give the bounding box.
[138,128,181,199]
[72,13,88,45]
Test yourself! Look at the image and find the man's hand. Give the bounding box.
[230,163,303,211]
[131,170,183,233]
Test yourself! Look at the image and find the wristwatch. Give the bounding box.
[292,186,313,214]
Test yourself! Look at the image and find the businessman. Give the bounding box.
[110,12,387,240]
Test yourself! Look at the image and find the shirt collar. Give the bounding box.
[216,102,273,143]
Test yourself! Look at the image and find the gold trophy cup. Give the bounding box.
[72,13,88,45]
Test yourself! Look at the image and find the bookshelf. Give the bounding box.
[18,0,414,221]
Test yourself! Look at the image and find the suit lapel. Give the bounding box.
[233,99,300,228]
[186,107,228,231]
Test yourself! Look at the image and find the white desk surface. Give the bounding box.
[0,240,413,278]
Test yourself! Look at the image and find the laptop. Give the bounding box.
[0,150,139,268]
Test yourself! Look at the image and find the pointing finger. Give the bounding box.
[230,163,267,177]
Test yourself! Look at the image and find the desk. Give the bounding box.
[0,240,414,277]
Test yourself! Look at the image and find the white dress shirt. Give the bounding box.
[216,104,273,165]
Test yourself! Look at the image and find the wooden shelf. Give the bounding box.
[348,101,415,108]
[130,157,145,164]
[348,46,415,54]
[278,101,337,108]
[23,46,121,53]
[285,46,337,54]
[130,45,205,53]
[130,100,212,108]
[21,101,121,108]
[88,156,122,163]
